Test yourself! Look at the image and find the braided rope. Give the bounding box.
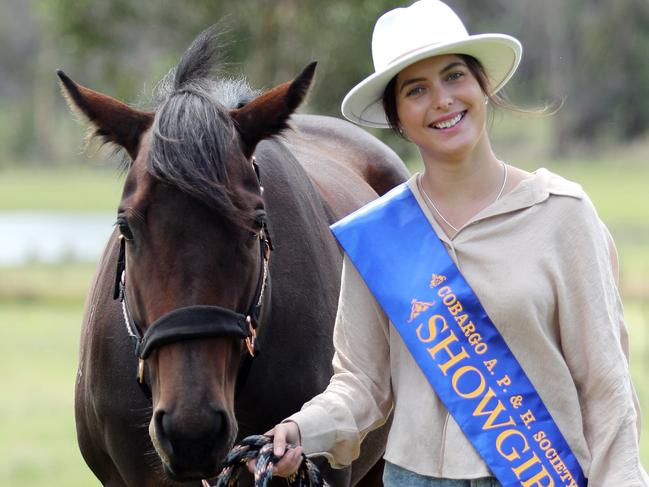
[207,435,329,487]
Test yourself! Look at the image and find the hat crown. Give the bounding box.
[372,0,469,71]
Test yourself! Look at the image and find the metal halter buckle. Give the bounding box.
[245,316,257,357]
[137,358,145,384]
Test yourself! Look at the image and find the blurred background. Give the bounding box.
[1,0,647,484]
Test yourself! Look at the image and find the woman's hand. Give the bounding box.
[249,421,303,477]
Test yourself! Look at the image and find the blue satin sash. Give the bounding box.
[331,183,586,487]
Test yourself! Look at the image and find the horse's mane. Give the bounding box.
[147,25,261,229]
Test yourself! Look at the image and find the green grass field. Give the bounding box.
[0,158,647,485]
[0,165,123,212]
[0,298,97,486]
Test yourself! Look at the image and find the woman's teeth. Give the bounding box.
[432,111,465,129]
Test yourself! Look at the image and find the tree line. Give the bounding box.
[3,0,648,164]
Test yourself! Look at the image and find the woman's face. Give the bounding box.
[395,54,488,162]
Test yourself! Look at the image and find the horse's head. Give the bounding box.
[59,27,315,480]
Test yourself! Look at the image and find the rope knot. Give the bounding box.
[205,435,329,487]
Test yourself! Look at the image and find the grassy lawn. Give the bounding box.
[0,263,97,303]
[0,296,98,486]
[0,165,123,212]
[626,301,649,464]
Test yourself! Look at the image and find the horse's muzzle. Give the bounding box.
[152,405,235,480]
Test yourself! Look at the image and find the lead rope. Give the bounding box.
[203,435,329,487]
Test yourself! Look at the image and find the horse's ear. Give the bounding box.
[57,70,154,160]
[231,62,316,159]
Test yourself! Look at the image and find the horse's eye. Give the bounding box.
[116,219,134,241]
[120,225,134,241]
[248,219,264,241]
[254,210,267,229]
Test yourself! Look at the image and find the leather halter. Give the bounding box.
[113,157,272,389]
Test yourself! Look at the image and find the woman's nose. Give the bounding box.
[430,84,453,110]
[433,91,453,110]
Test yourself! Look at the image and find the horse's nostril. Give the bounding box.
[154,409,175,456]
[214,409,225,437]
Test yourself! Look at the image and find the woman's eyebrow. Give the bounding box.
[440,61,466,75]
[398,77,427,94]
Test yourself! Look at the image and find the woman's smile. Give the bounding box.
[428,109,467,130]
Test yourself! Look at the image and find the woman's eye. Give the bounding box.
[406,86,425,97]
[448,71,465,81]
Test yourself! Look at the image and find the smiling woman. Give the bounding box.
[263,1,649,486]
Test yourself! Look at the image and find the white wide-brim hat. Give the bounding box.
[341,0,522,128]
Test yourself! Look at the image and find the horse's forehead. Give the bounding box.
[121,131,155,207]
[136,129,152,161]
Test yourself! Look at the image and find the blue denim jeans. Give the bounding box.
[383,462,502,487]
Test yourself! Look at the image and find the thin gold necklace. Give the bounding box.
[418,161,508,233]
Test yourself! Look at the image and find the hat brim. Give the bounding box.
[341,34,522,128]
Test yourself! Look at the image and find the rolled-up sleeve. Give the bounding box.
[287,254,393,468]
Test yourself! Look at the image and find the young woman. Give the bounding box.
[261,1,648,485]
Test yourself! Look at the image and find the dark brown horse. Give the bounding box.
[61,27,409,486]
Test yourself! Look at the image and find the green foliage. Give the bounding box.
[564,0,649,141]
[34,0,404,114]
[1,0,647,164]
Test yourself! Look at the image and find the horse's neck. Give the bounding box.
[254,137,342,310]
[257,139,335,232]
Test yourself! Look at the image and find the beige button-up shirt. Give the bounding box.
[288,169,648,486]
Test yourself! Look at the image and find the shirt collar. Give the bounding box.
[408,167,583,241]
[494,167,583,212]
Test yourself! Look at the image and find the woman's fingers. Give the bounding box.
[247,445,303,477]
[273,446,303,477]
[271,426,288,457]
[247,422,303,478]
[270,421,300,457]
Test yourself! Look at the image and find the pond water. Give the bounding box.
[0,211,115,265]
